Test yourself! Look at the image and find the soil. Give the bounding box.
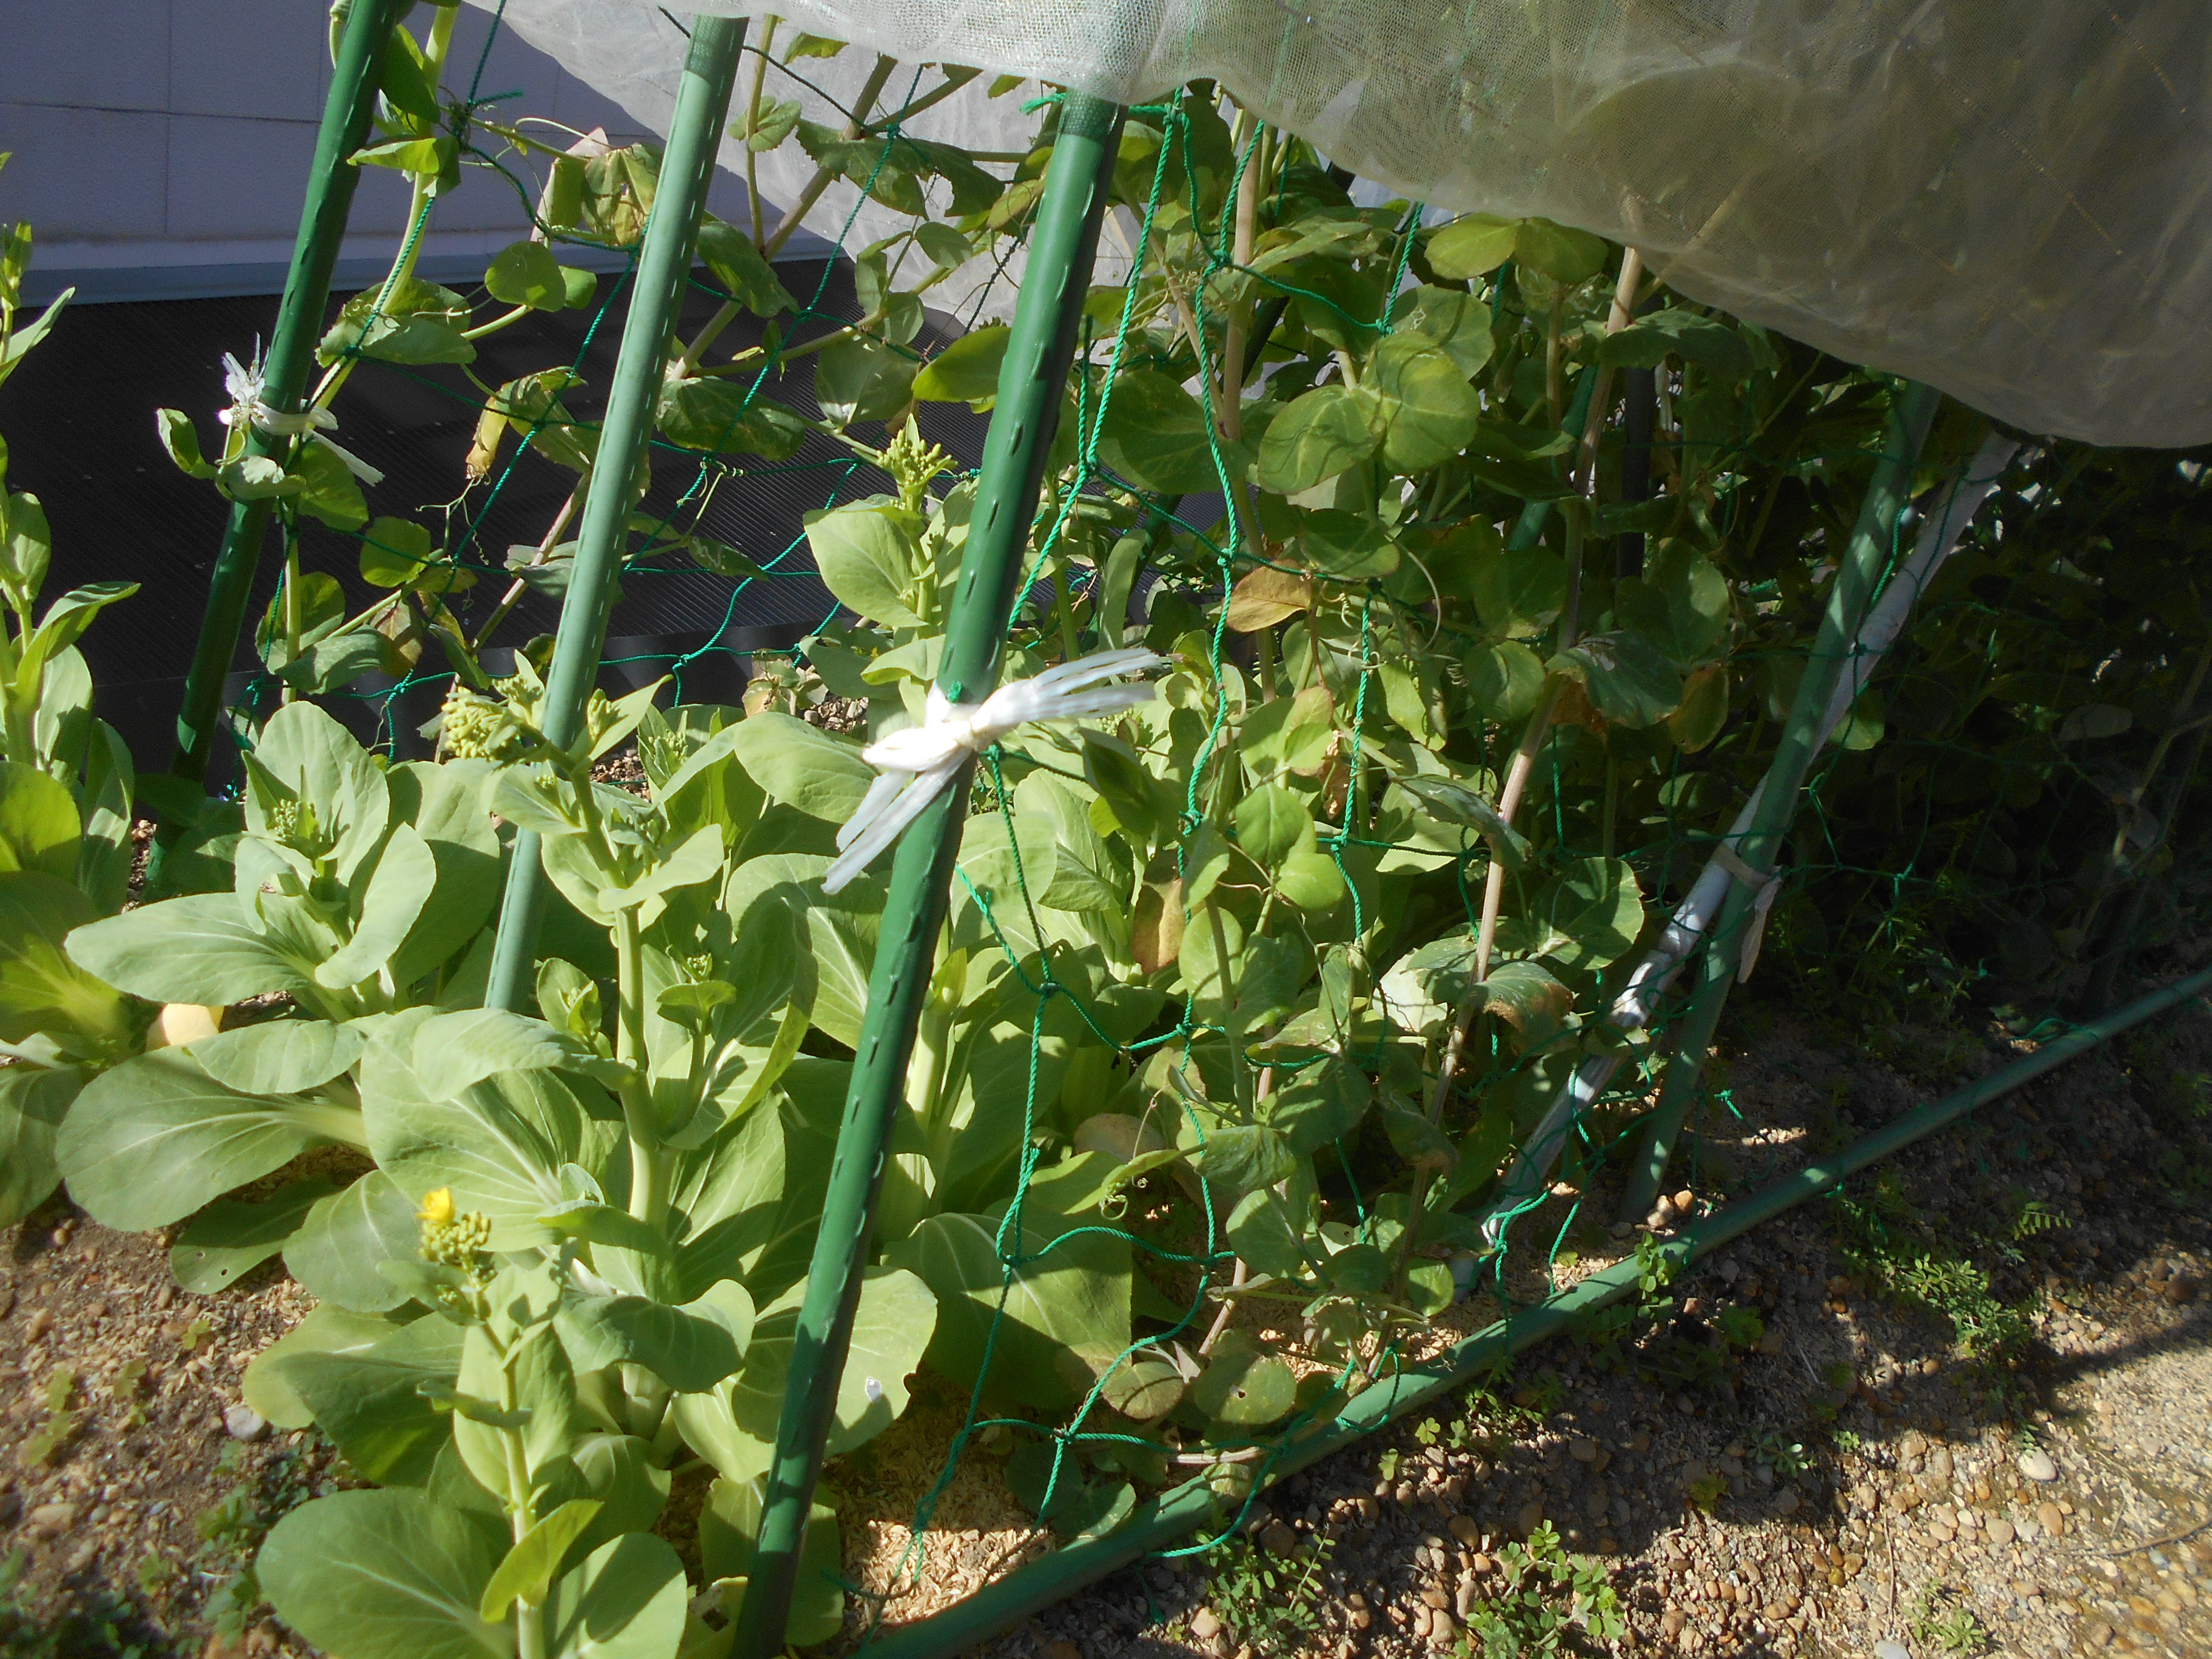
[4,988,2208,1659]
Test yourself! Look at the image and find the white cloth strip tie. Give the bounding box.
[220,353,386,486]
[821,646,1170,895]
[1706,842,1781,983]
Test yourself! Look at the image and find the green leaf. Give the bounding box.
[1255,383,1381,495]
[1389,286,1496,377]
[890,1212,1130,1412]
[1513,218,1609,284]
[694,217,793,317]
[719,1266,932,1451]
[0,1064,77,1228]
[1,488,53,600]
[726,714,876,822]
[700,1478,842,1647]
[1096,370,1233,494]
[280,1317,464,1487]
[1476,959,1572,1047]
[1495,856,1644,973]
[59,1048,355,1231]
[244,1303,409,1430]
[258,1489,506,1659]
[1615,542,1732,665]
[1276,849,1347,911]
[169,1179,337,1294]
[486,240,568,312]
[911,323,1007,408]
[319,279,476,367]
[802,497,925,628]
[360,1010,620,1250]
[1190,1336,1296,1427]
[1426,214,1520,280]
[1232,784,1312,871]
[730,94,802,151]
[186,1018,363,1097]
[1598,309,1752,381]
[286,1170,424,1313]
[656,377,807,460]
[1098,1355,1185,1423]
[0,873,129,1055]
[359,516,435,586]
[1367,334,1481,472]
[556,1282,752,1393]
[537,1200,672,1258]
[0,762,79,881]
[1469,547,1569,638]
[1267,1054,1372,1157]
[16,582,137,695]
[1463,638,1547,722]
[1194,1124,1295,1196]
[1390,775,1529,868]
[155,408,218,479]
[1227,1188,1307,1279]
[1546,631,1684,727]
[479,1499,603,1621]
[247,700,393,880]
[289,440,369,532]
[814,335,916,427]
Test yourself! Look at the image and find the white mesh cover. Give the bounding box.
[469,1,2212,447]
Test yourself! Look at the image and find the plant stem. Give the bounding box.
[612,905,668,1227]
[474,483,586,652]
[744,16,777,248]
[280,531,303,704]
[759,55,898,260]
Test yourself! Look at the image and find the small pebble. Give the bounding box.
[2019,1449,2058,1482]
[2038,1501,2066,1537]
[28,1501,78,1536]
[1190,1608,1221,1641]
[1874,1643,1910,1659]
[224,1404,270,1442]
[1985,1518,2016,1547]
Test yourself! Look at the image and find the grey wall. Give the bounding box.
[0,0,663,301]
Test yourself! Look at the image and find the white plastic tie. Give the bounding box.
[821,645,1169,895]
[1709,842,1781,982]
[220,352,386,486]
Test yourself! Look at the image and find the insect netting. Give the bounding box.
[472,0,2212,447]
[76,4,2212,1651]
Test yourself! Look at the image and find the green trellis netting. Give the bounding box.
[471,0,2212,446]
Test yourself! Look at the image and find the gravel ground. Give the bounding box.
[3,989,2208,1658]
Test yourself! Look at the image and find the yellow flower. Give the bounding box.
[418,1187,457,1225]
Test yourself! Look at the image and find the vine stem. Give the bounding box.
[473,482,586,652]
[677,54,899,372]
[743,16,779,248]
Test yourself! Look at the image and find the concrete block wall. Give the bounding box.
[0,0,665,301]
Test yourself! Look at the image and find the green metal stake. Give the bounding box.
[164,0,411,788]
[480,15,748,1014]
[1619,379,1940,1220]
[729,92,1129,1659]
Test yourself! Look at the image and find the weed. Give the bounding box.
[1831,1427,1864,1453]
[1717,1305,1765,1351]
[191,1436,330,1640]
[1202,1533,1335,1651]
[1458,1522,1624,1658]
[1748,1430,1809,1480]
[19,1371,78,1468]
[2009,1197,2070,1241]
[0,1549,156,1658]
[1686,1472,1729,1513]
[1910,1582,1989,1654]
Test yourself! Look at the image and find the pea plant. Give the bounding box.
[5,29,2039,1659]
